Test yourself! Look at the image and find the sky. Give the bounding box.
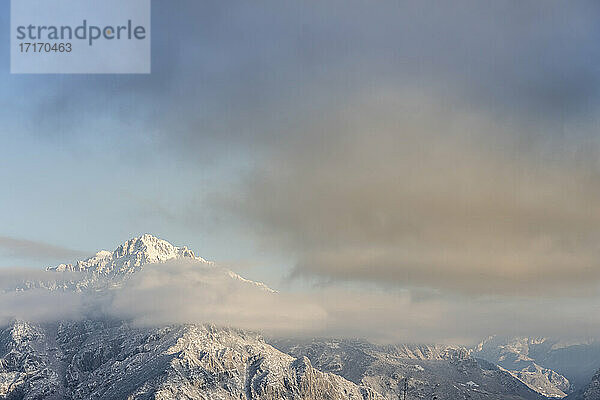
[1,1,600,344]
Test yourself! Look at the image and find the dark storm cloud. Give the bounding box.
[7,1,600,155]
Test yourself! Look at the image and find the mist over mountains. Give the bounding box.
[0,234,599,399]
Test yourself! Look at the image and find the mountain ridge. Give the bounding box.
[0,320,382,400]
[474,335,600,398]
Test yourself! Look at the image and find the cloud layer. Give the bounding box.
[3,260,600,345]
[0,262,326,337]
[107,261,326,334]
[219,90,600,295]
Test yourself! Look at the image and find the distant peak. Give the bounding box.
[115,234,196,259]
[42,234,276,296]
[48,234,209,274]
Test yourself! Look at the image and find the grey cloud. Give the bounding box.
[9,1,600,161]
[0,236,89,262]
[304,289,600,345]
[216,89,600,295]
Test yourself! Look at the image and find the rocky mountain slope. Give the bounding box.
[0,320,382,400]
[272,338,549,400]
[475,336,600,396]
[566,369,600,400]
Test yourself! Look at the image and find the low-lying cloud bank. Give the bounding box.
[0,262,326,337]
[107,261,326,334]
[2,260,600,345]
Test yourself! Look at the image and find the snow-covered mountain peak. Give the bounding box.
[113,234,198,263]
[39,234,277,293]
[47,234,211,275]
